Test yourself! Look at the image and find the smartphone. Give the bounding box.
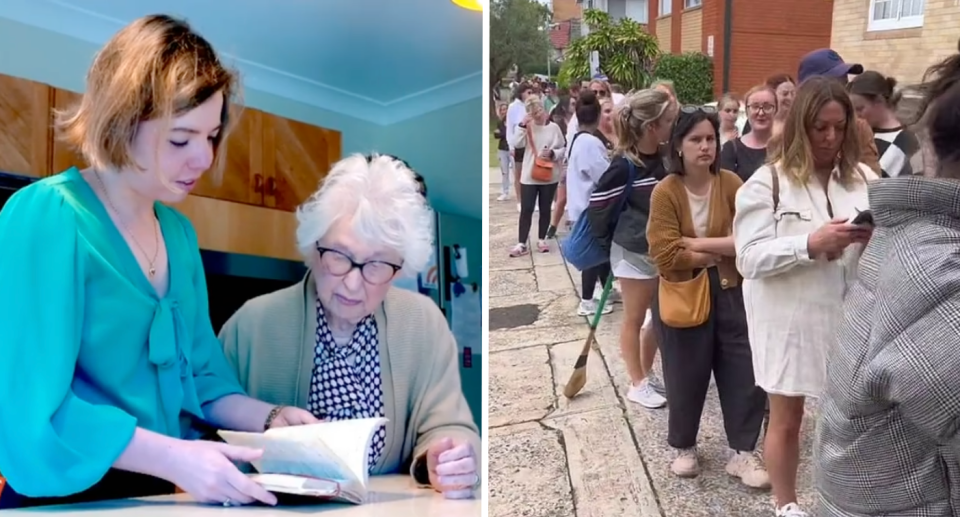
[851,209,874,227]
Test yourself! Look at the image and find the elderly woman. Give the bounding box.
[733,76,877,517]
[218,154,481,500]
[816,46,960,517]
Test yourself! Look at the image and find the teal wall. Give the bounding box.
[0,17,483,430]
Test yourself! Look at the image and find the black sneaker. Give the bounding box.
[546,224,557,239]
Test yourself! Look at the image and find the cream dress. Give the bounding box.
[733,162,878,397]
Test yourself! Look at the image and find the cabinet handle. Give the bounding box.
[266,177,277,196]
[253,174,263,193]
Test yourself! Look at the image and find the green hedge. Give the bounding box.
[653,52,715,105]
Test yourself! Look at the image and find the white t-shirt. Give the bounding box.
[565,131,610,223]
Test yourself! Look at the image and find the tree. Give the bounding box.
[558,10,660,91]
[490,0,552,91]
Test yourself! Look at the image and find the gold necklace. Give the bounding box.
[93,170,160,277]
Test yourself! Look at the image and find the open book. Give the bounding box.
[218,416,387,505]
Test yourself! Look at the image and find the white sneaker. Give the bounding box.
[497,193,508,201]
[594,288,622,303]
[775,503,808,517]
[577,299,613,316]
[626,378,666,408]
[725,451,770,489]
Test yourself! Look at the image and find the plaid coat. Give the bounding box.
[816,176,960,517]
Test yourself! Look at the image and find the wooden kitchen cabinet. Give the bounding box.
[50,88,86,174]
[262,114,342,212]
[192,106,264,206]
[0,74,51,177]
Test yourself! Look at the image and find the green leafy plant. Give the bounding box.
[653,52,715,105]
[558,9,660,91]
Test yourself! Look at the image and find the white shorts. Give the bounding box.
[610,242,658,280]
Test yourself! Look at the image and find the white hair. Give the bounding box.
[295,153,434,276]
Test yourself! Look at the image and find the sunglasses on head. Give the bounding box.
[680,104,718,114]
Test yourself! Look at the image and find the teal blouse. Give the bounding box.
[0,168,245,497]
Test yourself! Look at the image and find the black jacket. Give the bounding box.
[585,154,666,255]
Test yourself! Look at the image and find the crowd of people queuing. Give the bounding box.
[495,39,960,517]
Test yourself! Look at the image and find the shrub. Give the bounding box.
[653,52,715,105]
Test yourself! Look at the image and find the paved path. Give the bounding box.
[485,168,820,516]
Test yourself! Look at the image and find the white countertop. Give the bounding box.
[6,476,481,515]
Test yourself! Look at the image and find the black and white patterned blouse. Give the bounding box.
[306,300,387,473]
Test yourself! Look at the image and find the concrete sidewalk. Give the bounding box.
[486,168,819,516]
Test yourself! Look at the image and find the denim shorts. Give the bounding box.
[610,241,658,280]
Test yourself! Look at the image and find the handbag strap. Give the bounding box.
[566,131,590,161]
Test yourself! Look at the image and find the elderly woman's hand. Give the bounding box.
[269,406,321,429]
[426,437,479,499]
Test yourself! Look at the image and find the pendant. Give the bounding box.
[149,267,156,277]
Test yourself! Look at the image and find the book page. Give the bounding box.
[218,428,356,484]
[266,417,387,486]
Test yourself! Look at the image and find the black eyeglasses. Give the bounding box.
[680,104,718,114]
[591,89,608,97]
[315,246,403,285]
[747,103,776,114]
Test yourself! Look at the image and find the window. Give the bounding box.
[625,0,648,23]
[685,0,702,8]
[659,0,671,16]
[868,0,924,31]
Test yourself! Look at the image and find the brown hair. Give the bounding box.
[768,76,862,187]
[848,70,901,106]
[614,89,673,165]
[765,73,795,90]
[55,14,239,180]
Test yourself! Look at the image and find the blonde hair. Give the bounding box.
[55,14,240,181]
[524,95,544,113]
[614,89,672,164]
[718,93,740,110]
[768,76,862,187]
[651,79,676,98]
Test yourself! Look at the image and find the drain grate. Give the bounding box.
[489,304,540,331]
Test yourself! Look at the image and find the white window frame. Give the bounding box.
[867,0,924,32]
[659,0,671,16]
[684,0,702,8]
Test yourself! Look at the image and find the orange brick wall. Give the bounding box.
[724,0,834,97]
[656,17,673,51]
[831,0,960,85]
[552,0,582,22]
[646,0,835,99]
[681,8,703,52]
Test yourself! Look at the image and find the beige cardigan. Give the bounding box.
[218,272,480,482]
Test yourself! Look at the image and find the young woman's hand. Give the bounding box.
[167,440,277,506]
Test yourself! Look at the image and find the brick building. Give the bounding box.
[556,0,835,98]
[831,0,960,85]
